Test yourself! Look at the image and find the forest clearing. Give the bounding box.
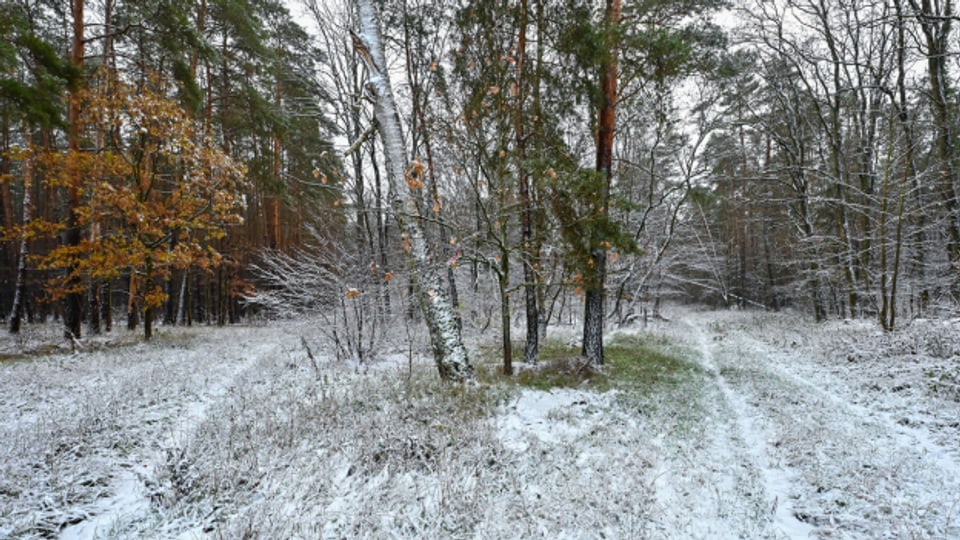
[2,306,958,539]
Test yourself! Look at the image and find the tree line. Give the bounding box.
[2,0,958,379]
[1,0,340,340]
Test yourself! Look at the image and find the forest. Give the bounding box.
[2,0,960,368]
[2,1,960,537]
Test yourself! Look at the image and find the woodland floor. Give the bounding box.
[1,306,958,539]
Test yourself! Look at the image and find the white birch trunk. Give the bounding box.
[353,0,472,381]
[176,270,189,326]
[9,173,32,334]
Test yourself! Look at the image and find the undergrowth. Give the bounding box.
[476,332,703,397]
[151,359,508,537]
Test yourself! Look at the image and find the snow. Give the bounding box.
[2,307,959,538]
[650,308,960,538]
[688,321,814,539]
[497,388,616,452]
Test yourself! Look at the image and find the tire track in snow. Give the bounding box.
[685,319,816,539]
[717,323,960,537]
[57,332,281,540]
[732,327,960,481]
[669,309,960,538]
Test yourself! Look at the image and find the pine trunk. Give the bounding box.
[88,282,101,335]
[582,0,621,365]
[517,0,539,363]
[127,272,139,331]
[64,0,85,341]
[144,256,153,340]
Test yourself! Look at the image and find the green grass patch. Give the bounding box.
[475,333,702,395]
[473,339,600,389]
[473,332,710,442]
[604,334,703,394]
[513,339,597,390]
[606,334,711,437]
[516,355,597,390]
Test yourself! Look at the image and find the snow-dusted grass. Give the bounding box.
[652,307,960,538]
[0,325,259,538]
[148,364,507,537]
[2,307,959,538]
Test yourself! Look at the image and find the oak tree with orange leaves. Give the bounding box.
[22,71,247,340]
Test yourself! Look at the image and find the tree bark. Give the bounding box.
[499,251,513,375]
[907,0,959,269]
[9,158,32,334]
[267,76,283,250]
[127,271,139,331]
[87,281,101,334]
[582,0,621,365]
[144,256,153,340]
[64,0,86,341]
[354,0,472,381]
[401,3,462,329]
[516,0,539,363]
[102,280,112,331]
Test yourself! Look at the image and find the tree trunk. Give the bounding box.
[64,0,86,341]
[371,142,392,319]
[144,256,153,340]
[217,266,226,326]
[267,76,283,250]
[909,0,959,269]
[402,7,461,329]
[177,270,189,325]
[499,262,512,376]
[2,111,14,258]
[127,271,139,331]
[354,0,472,381]
[103,280,112,332]
[9,161,32,334]
[516,0,539,363]
[893,0,928,312]
[533,0,549,343]
[87,281,101,335]
[582,0,621,365]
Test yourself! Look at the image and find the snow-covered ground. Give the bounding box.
[648,308,960,539]
[1,307,958,538]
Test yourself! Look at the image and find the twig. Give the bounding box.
[301,336,320,379]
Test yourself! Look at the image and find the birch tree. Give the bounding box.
[353,0,472,381]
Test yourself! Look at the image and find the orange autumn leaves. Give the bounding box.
[3,71,247,309]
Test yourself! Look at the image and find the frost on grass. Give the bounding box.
[2,309,960,539]
[133,347,501,538]
[495,388,656,537]
[0,324,285,539]
[148,359,656,538]
[651,307,960,538]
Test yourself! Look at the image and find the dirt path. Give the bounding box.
[660,309,960,539]
[687,319,815,538]
[56,336,279,540]
[638,316,810,539]
[0,324,295,539]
